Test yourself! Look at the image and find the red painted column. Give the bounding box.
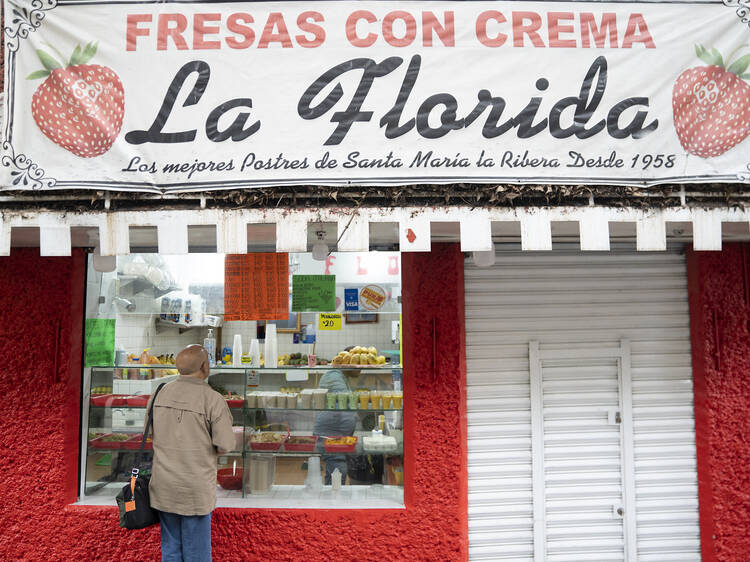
[686,248,717,562]
[401,242,468,559]
[687,243,750,562]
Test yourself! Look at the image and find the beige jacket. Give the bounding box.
[146,376,236,516]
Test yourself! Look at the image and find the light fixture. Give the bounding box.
[472,248,496,268]
[312,229,328,261]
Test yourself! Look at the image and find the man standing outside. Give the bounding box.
[147,344,236,561]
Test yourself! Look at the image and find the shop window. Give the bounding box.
[81,251,404,508]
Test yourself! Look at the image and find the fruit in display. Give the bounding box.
[331,346,387,366]
[325,436,357,446]
[91,386,112,395]
[101,433,129,442]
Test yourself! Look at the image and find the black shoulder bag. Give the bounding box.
[116,383,165,529]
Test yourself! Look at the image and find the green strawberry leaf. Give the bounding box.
[26,69,50,80]
[36,49,62,71]
[710,48,725,68]
[79,41,98,64]
[741,73,750,80]
[728,54,750,76]
[68,44,82,66]
[44,42,69,69]
[695,44,713,65]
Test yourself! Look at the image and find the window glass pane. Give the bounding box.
[81,252,404,508]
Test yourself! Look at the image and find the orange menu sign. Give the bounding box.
[224,253,289,321]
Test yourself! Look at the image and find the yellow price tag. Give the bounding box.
[318,313,342,331]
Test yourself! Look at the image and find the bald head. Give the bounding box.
[176,344,209,378]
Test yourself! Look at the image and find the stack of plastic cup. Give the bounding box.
[232,334,243,367]
[305,456,322,490]
[264,324,278,368]
[249,339,261,367]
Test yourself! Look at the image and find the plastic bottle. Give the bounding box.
[204,329,216,367]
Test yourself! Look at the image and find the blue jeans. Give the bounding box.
[159,511,212,562]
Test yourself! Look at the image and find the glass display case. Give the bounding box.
[82,250,404,508]
[84,363,404,506]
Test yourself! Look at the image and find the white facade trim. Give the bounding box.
[1,205,750,256]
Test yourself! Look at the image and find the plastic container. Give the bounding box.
[246,456,276,495]
[259,392,274,409]
[282,435,318,452]
[362,434,398,454]
[248,433,284,451]
[90,394,128,407]
[89,433,127,450]
[225,398,244,408]
[312,389,327,409]
[217,468,243,490]
[285,393,298,409]
[126,395,150,407]
[326,392,338,410]
[324,436,358,453]
[349,392,359,410]
[337,393,349,410]
[300,389,314,409]
[246,392,258,408]
[123,434,153,450]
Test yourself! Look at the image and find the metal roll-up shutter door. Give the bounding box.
[466,250,700,561]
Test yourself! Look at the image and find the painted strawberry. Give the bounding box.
[672,44,750,158]
[27,42,124,158]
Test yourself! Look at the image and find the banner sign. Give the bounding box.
[224,252,289,321]
[3,0,750,192]
[84,318,115,367]
[292,274,336,311]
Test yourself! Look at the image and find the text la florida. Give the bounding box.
[125,10,655,50]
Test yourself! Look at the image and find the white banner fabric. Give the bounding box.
[2,0,750,192]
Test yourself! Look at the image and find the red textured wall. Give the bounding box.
[688,243,750,562]
[0,244,468,561]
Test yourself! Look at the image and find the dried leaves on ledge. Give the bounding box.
[0,184,748,212]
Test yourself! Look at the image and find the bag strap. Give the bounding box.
[133,382,166,474]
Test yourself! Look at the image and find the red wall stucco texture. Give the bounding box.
[0,244,468,561]
[688,244,750,562]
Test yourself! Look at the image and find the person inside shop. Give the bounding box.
[313,368,358,485]
[147,344,236,562]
